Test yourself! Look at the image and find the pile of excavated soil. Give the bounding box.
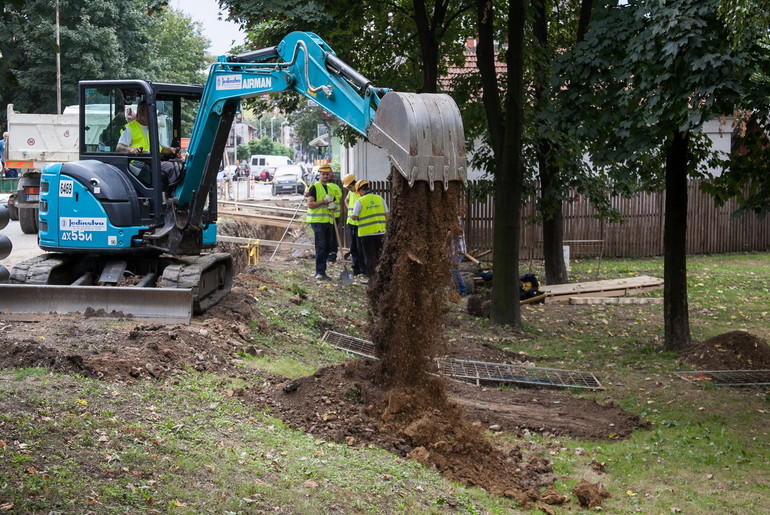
[680,330,770,370]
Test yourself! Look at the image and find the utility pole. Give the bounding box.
[55,0,62,114]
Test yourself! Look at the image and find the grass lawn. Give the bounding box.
[1,252,768,513]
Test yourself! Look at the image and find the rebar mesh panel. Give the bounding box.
[436,358,603,390]
[323,331,603,390]
[675,370,770,386]
[322,331,376,358]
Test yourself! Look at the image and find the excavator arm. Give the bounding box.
[179,32,466,217]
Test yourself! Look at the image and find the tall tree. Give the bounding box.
[0,0,208,123]
[553,0,770,349]
[475,0,527,326]
[532,0,596,285]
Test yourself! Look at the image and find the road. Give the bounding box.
[0,210,43,271]
[218,178,306,201]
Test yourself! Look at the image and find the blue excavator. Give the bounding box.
[1,32,466,321]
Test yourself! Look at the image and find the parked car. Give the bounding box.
[1,195,19,221]
[271,165,306,196]
[257,166,277,182]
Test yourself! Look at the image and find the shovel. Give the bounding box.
[340,264,354,285]
[332,220,354,284]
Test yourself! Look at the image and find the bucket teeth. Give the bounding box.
[368,92,467,189]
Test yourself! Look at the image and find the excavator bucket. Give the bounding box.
[367,92,467,190]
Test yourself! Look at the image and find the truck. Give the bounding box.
[5,104,80,234]
[249,154,292,181]
[0,31,466,321]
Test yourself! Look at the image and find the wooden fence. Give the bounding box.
[368,179,770,258]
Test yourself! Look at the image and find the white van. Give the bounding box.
[250,154,292,181]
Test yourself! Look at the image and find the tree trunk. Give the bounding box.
[487,0,525,326]
[540,150,568,285]
[412,0,449,93]
[663,130,692,350]
[534,0,568,286]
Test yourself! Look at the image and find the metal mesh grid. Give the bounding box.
[675,370,770,387]
[323,331,603,390]
[322,331,376,358]
[435,358,603,390]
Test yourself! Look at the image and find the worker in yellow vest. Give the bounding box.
[116,100,182,189]
[351,180,388,283]
[305,164,337,280]
[342,173,364,277]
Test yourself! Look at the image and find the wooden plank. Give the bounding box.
[546,285,663,302]
[219,210,304,229]
[464,253,481,264]
[568,297,663,305]
[217,235,315,251]
[541,275,663,300]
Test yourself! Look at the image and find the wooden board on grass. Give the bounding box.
[542,275,663,303]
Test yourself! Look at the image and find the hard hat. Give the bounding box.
[342,173,357,187]
[318,164,333,174]
[355,180,369,192]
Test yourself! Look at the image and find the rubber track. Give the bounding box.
[159,252,233,314]
[9,254,69,284]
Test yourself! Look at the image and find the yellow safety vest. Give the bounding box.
[327,183,343,219]
[305,182,334,224]
[346,191,361,226]
[125,120,160,152]
[357,194,387,236]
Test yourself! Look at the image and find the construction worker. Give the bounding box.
[342,173,364,277]
[116,100,181,189]
[326,169,343,262]
[351,180,388,283]
[305,164,337,280]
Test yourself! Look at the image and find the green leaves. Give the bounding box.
[0,1,209,118]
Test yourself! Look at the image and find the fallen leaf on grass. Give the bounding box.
[303,479,319,489]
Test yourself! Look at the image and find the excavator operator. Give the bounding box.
[116,101,182,189]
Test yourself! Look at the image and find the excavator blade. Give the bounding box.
[0,284,193,324]
[367,92,467,189]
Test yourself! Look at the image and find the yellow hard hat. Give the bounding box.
[342,173,357,187]
[355,180,369,192]
[318,164,333,174]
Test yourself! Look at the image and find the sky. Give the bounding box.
[170,0,247,56]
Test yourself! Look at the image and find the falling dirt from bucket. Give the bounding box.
[364,171,549,503]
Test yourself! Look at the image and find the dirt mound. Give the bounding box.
[680,330,770,370]
[254,359,544,503]
[255,356,646,441]
[252,357,646,503]
[0,279,264,381]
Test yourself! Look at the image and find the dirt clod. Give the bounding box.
[572,479,611,509]
[680,330,770,370]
